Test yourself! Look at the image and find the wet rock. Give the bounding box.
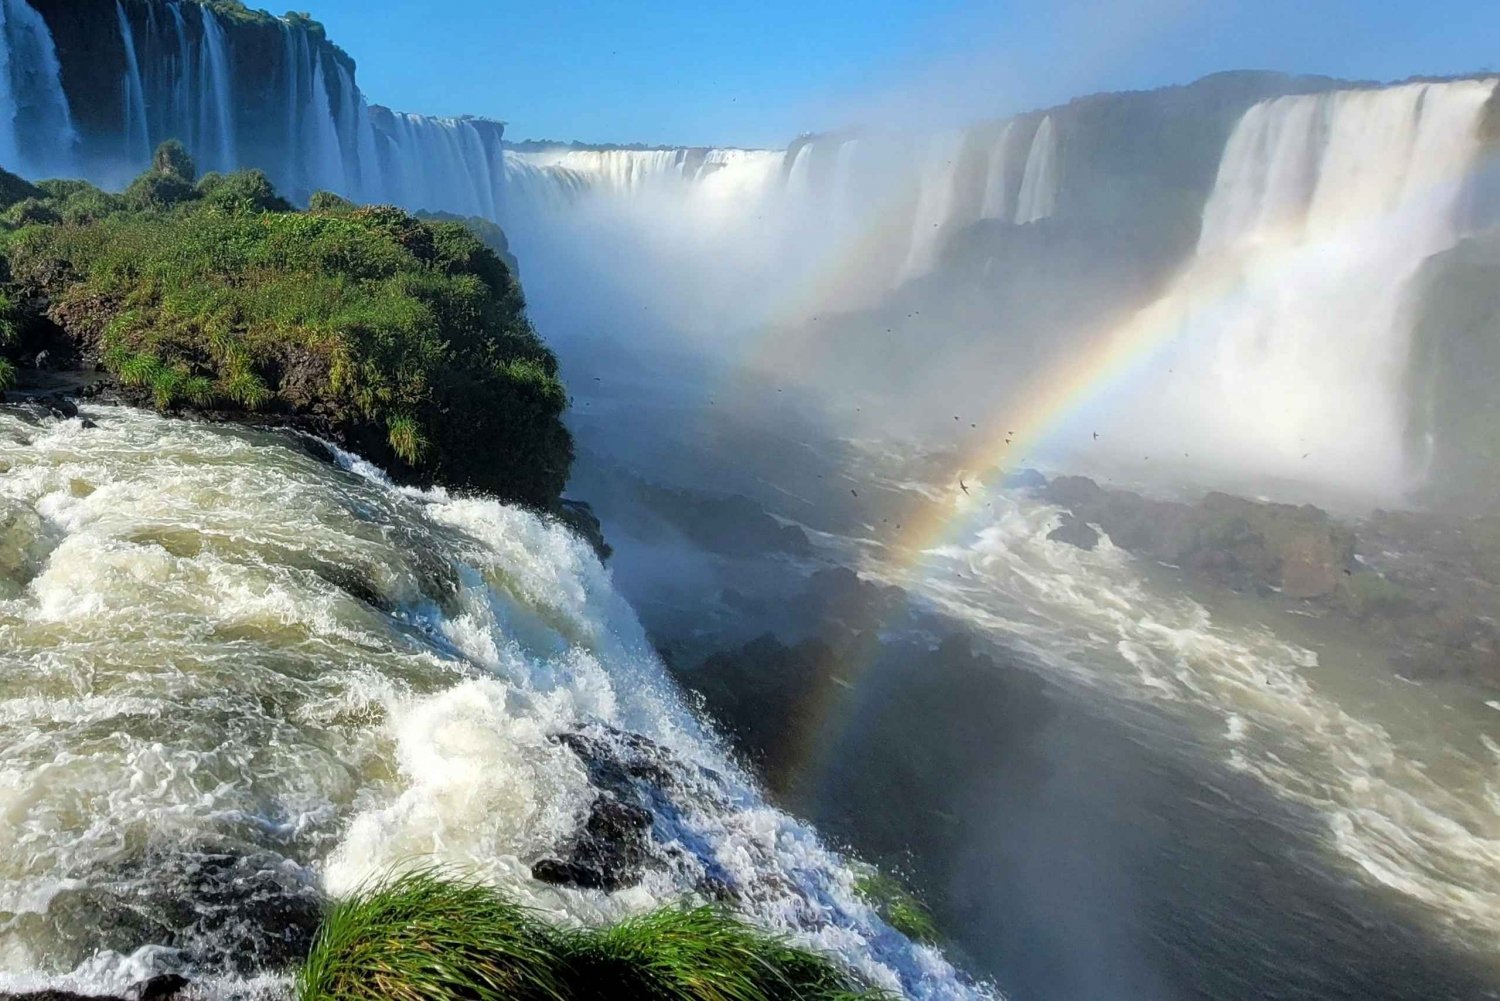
[531,794,655,892]
[1002,467,1049,491]
[130,974,189,1001]
[533,730,674,893]
[1047,514,1100,550]
[537,725,742,896]
[556,498,612,561]
[0,974,188,1001]
[1043,476,1353,597]
[9,393,78,422]
[49,844,326,976]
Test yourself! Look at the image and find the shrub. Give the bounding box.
[2,198,61,228]
[309,190,356,214]
[197,168,292,214]
[296,870,887,1001]
[0,167,44,211]
[124,164,198,211]
[152,138,197,182]
[36,179,122,224]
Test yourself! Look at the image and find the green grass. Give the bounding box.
[852,868,941,946]
[296,870,891,1001]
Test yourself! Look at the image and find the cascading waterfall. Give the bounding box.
[0,406,986,1001]
[299,44,341,196]
[194,5,233,172]
[1014,115,1059,225]
[114,0,150,168]
[0,0,74,178]
[0,0,507,213]
[900,131,968,279]
[978,121,1019,220]
[1098,80,1499,497]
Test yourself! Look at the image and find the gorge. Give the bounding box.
[2,3,1500,1001]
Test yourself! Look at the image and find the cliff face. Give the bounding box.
[19,0,508,215]
[1407,228,1500,511]
[33,1,338,178]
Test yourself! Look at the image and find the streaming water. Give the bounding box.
[0,406,983,1000]
[866,482,1500,962]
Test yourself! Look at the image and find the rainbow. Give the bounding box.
[723,87,1500,781]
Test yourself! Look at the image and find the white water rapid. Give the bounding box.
[0,406,985,1000]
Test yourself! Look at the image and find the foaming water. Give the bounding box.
[871,483,1500,959]
[0,406,984,1000]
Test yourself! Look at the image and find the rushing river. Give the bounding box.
[0,404,980,1000]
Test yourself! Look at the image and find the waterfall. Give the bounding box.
[115,0,150,167]
[900,131,967,279]
[373,112,505,219]
[785,143,812,196]
[0,0,74,178]
[1106,80,1499,496]
[1015,115,1059,224]
[300,47,342,194]
[978,121,1018,220]
[195,5,234,172]
[281,21,301,191]
[0,2,510,216]
[167,4,195,153]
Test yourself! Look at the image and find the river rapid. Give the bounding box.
[0,404,982,1001]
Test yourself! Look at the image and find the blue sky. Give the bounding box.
[304,0,1500,148]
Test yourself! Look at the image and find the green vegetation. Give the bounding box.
[0,144,571,507]
[296,870,889,1001]
[852,867,941,946]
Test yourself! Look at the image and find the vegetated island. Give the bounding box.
[0,141,570,511]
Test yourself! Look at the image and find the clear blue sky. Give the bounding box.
[303,0,1500,148]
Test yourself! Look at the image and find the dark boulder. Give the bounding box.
[0,973,189,1001]
[1047,514,1100,550]
[557,498,612,561]
[531,794,655,892]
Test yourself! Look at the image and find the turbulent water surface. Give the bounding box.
[0,405,980,999]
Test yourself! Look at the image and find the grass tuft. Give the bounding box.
[852,868,941,946]
[296,870,890,1001]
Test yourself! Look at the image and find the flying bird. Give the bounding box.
[960,478,970,495]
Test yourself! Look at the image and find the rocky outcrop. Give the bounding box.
[1405,226,1500,513]
[1045,475,1354,598]
[1041,472,1500,688]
